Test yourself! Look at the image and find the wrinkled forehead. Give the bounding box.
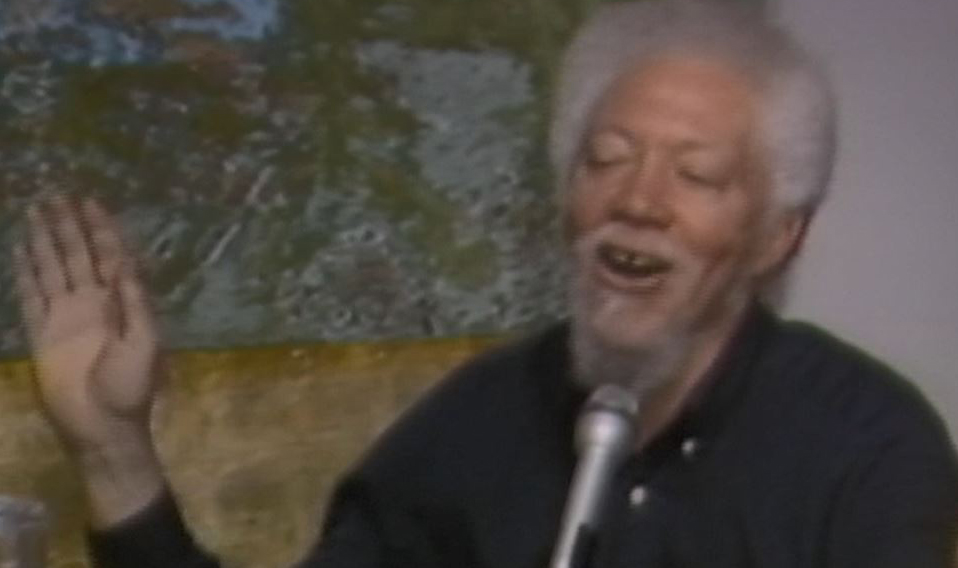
[585,54,763,152]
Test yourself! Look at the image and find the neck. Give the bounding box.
[636,301,751,449]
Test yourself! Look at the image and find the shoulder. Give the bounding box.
[751,314,957,465]
[394,322,571,436]
[349,322,575,494]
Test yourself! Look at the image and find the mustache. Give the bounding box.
[571,224,691,267]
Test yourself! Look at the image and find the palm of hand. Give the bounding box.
[16,197,161,453]
[35,286,158,440]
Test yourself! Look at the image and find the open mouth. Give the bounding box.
[595,242,674,288]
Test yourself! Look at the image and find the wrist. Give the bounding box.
[75,431,167,530]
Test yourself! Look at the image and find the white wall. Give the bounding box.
[774,0,958,440]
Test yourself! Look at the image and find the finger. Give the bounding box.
[26,202,69,296]
[12,243,46,345]
[116,272,157,343]
[83,198,130,284]
[50,194,98,289]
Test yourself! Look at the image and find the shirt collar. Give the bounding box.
[641,301,777,463]
[537,302,778,462]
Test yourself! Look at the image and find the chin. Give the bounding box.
[569,271,692,397]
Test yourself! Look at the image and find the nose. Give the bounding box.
[608,157,674,228]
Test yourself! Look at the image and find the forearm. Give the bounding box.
[75,427,166,530]
[80,431,221,568]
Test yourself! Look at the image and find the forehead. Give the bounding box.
[589,55,759,149]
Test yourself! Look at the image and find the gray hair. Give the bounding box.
[549,0,837,215]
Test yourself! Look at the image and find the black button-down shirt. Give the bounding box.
[92,306,958,568]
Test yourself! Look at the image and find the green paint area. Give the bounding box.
[0,0,761,353]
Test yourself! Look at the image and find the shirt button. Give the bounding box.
[681,438,699,460]
[628,485,648,508]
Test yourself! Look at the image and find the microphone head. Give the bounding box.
[574,384,640,457]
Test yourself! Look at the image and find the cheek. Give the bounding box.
[566,179,609,238]
[678,199,762,273]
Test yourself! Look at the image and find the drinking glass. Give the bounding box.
[0,496,47,568]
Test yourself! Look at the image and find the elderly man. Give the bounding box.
[14,1,958,567]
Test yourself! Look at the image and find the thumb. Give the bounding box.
[116,273,157,342]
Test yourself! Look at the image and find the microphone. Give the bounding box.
[549,384,640,568]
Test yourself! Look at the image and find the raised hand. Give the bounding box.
[14,195,166,526]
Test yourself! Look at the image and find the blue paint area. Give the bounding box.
[165,0,279,40]
[0,0,620,353]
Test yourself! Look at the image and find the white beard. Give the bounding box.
[568,253,693,400]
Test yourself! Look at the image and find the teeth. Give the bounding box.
[598,243,671,279]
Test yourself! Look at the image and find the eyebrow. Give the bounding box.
[586,124,637,145]
[588,124,737,154]
[674,139,737,155]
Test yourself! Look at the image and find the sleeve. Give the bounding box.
[88,490,219,568]
[88,480,440,568]
[825,407,958,568]
[295,476,445,568]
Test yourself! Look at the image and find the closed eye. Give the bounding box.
[582,130,635,171]
[678,167,727,189]
[586,153,628,169]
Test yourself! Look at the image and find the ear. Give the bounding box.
[751,209,809,278]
